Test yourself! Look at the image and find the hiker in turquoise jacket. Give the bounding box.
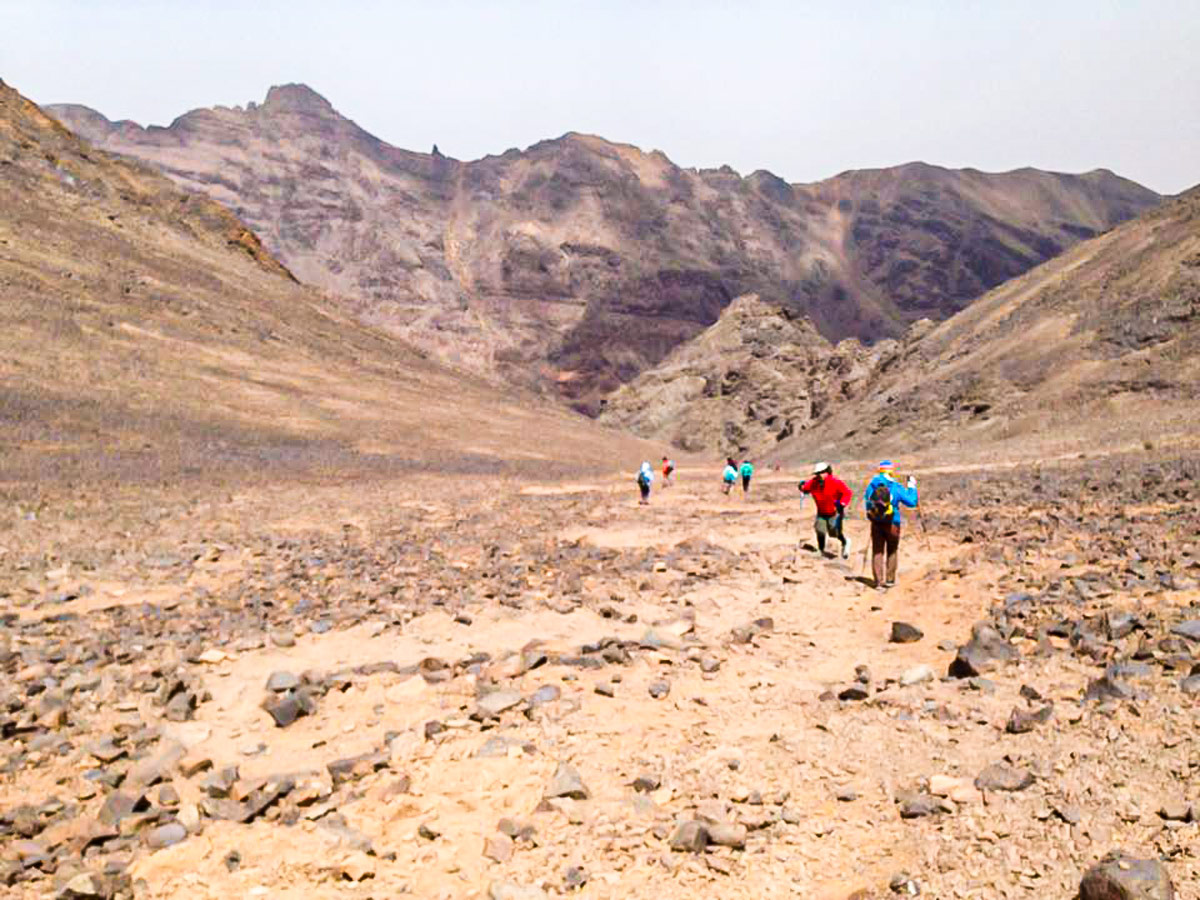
[862,460,918,589]
[739,459,754,495]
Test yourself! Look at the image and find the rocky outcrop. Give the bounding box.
[598,295,900,453]
[48,87,1161,413]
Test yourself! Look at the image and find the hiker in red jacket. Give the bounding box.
[799,462,853,558]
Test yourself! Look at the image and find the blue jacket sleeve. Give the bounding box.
[892,482,918,508]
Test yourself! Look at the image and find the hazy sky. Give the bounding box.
[3,0,1197,193]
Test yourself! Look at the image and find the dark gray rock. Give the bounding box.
[890,622,924,644]
[1079,851,1175,899]
[201,766,239,799]
[1006,704,1054,734]
[975,761,1034,792]
[897,791,950,818]
[632,774,661,793]
[668,820,709,852]
[1086,668,1134,703]
[1170,620,1200,642]
[948,622,1018,678]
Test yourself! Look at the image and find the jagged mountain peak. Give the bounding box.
[259,83,338,116]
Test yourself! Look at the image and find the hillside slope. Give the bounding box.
[772,184,1200,462]
[49,87,1160,413]
[0,79,653,485]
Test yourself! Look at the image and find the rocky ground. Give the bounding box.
[1,450,1197,899]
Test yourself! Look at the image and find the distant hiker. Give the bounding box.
[722,458,738,495]
[740,458,755,494]
[636,461,654,505]
[662,456,675,487]
[862,460,918,590]
[799,462,853,558]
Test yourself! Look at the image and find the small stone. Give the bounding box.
[266,671,300,692]
[948,622,1018,678]
[668,820,709,852]
[1085,668,1134,703]
[327,750,389,787]
[475,689,523,719]
[484,833,514,863]
[60,873,103,898]
[261,691,312,728]
[648,680,670,699]
[700,656,722,673]
[897,792,949,819]
[1006,704,1054,734]
[157,784,180,807]
[780,806,802,825]
[528,685,561,707]
[835,786,858,802]
[488,882,546,900]
[838,685,869,701]
[337,852,375,882]
[86,738,127,765]
[975,761,1034,792]
[544,762,589,800]
[707,821,747,848]
[900,665,934,686]
[177,753,213,778]
[890,622,924,644]
[145,822,187,849]
[201,766,239,799]
[98,790,149,826]
[594,683,615,698]
[632,774,661,793]
[418,821,441,840]
[1158,802,1193,822]
[564,865,588,889]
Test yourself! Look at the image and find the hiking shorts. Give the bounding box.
[815,513,844,539]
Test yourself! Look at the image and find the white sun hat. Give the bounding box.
[812,461,831,474]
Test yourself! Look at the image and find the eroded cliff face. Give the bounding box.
[598,295,907,454]
[50,86,1161,413]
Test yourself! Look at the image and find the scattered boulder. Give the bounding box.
[1079,852,1175,899]
[948,623,1018,678]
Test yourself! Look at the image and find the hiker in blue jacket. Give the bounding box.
[862,460,918,590]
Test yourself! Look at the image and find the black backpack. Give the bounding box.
[866,481,893,523]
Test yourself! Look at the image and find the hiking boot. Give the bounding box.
[841,538,851,560]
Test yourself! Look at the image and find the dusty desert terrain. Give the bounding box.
[2,446,1196,899]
